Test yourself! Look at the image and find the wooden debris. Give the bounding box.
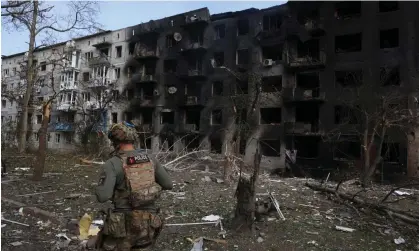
[16,190,56,197]
[165,221,219,227]
[1,218,30,227]
[269,192,285,220]
[335,225,355,233]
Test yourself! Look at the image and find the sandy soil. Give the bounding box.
[1,153,418,251]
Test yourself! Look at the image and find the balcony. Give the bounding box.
[88,56,111,66]
[84,101,101,110]
[284,121,321,135]
[92,40,112,49]
[57,102,77,112]
[182,15,210,28]
[53,122,74,132]
[131,97,155,107]
[88,77,112,88]
[304,20,325,36]
[284,51,326,71]
[132,73,157,83]
[180,123,199,133]
[134,47,160,60]
[180,42,207,54]
[60,81,78,91]
[179,96,204,107]
[283,87,326,103]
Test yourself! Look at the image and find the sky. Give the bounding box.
[1,1,284,56]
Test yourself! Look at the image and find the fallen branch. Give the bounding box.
[16,190,56,197]
[163,150,208,168]
[305,182,419,226]
[380,183,419,203]
[1,218,30,227]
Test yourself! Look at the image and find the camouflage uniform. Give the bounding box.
[95,122,173,251]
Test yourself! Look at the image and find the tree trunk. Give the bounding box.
[33,102,51,181]
[223,155,233,184]
[18,1,38,153]
[232,149,261,232]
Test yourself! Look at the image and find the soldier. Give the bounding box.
[95,121,173,250]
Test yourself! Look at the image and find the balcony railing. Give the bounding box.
[88,77,112,87]
[285,51,326,69]
[283,87,326,102]
[53,122,74,132]
[284,121,321,134]
[57,102,77,111]
[60,81,78,91]
[88,56,111,66]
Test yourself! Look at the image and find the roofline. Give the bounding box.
[2,30,112,59]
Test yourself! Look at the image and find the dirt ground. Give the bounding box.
[1,153,419,251]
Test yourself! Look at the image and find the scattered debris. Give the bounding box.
[1,218,29,227]
[79,213,93,240]
[165,222,219,227]
[10,241,23,246]
[335,226,355,233]
[202,176,212,182]
[307,240,319,246]
[202,214,222,222]
[189,237,204,251]
[257,236,264,243]
[394,237,406,245]
[15,167,30,171]
[17,190,56,197]
[65,193,81,199]
[55,233,71,249]
[1,224,6,228]
[394,190,413,196]
[269,192,285,220]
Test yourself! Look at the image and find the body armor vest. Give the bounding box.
[116,154,162,208]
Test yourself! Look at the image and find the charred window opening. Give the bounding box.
[142,84,154,99]
[161,111,174,124]
[111,113,118,123]
[381,142,400,163]
[262,76,282,93]
[83,72,90,81]
[142,109,153,124]
[99,48,109,57]
[333,138,361,160]
[297,9,319,24]
[260,139,281,157]
[40,62,46,71]
[116,46,122,58]
[260,108,281,124]
[262,45,282,62]
[237,19,249,35]
[160,135,174,151]
[334,105,358,124]
[127,88,134,100]
[213,52,224,67]
[211,110,222,125]
[164,60,177,73]
[212,81,223,96]
[129,42,135,55]
[297,39,320,59]
[380,67,400,86]
[335,2,361,19]
[184,135,201,151]
[237,49,249,65]
[187,57,203,71]
[125,112,133,122]
[295,103,320,130]
[190,30,204,45]
[211,137,222,154]
[235,78,248,94]
[215,24,226,39]
[263,14,282,31]
[380,28,399,49]
[185,82,200,96]
[335,70,363,87]
[296,73,319,89]
[294,136,320,159]
[235,109,247,124]
[185,109,201,130]
[335,33,362,53]
[379,1,398,12]
[143,62,156,75]
[166,34,177,48]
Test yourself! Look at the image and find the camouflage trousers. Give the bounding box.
[96,210,163,251]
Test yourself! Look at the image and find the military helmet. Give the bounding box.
[108,121,138,143]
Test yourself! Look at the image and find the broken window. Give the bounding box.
[215,24,226,39]
[380,28,399,49]
[237,19,249,36]
[260,139,281,157]
[380,67,400,86]
[164,60,177,73]
[187,57,203,71]
[296,73,319,89]
[161,111,174,124]
[100,48,109,57]
[381,142,400,162]
[262,45,282,62]
[142,109,153,124]
[211,110,222,125]
[36,115,42,124]
[126,88,134,100]
[142,84,154,99]
[335,33,362,53]
[185,109,201,130]
[295,103,320,132]
[335,2,361,19]
[297,39,320,59]
[335,70,363,87]
[160,135,174,151]
[83,72,90,82]
[294,136,319,158]
[213,52,224,67]
[236,49,249,65]
[235,78,248,94]
[185,82,200,96]
[334,138,361,160]
[166,34,177,48]
[128,42,135,55]
[212,81,223,96]
[115,46,122,58]
[235,109,247,124]
[379,1,398,12]
[334,105,358,124]
[115,68,121,79]
[260,108,281,124]
[190,31,204,45]
[112,113,117,123]
[262,76,282,92]
[211,137,222,153]
[263,14,281,31]
[40,62,46,71]
[2,100,6,108]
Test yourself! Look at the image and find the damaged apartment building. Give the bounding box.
[2,2,418,176]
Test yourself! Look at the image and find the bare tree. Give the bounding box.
[324,67,419,187]
[2,0,101,153]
